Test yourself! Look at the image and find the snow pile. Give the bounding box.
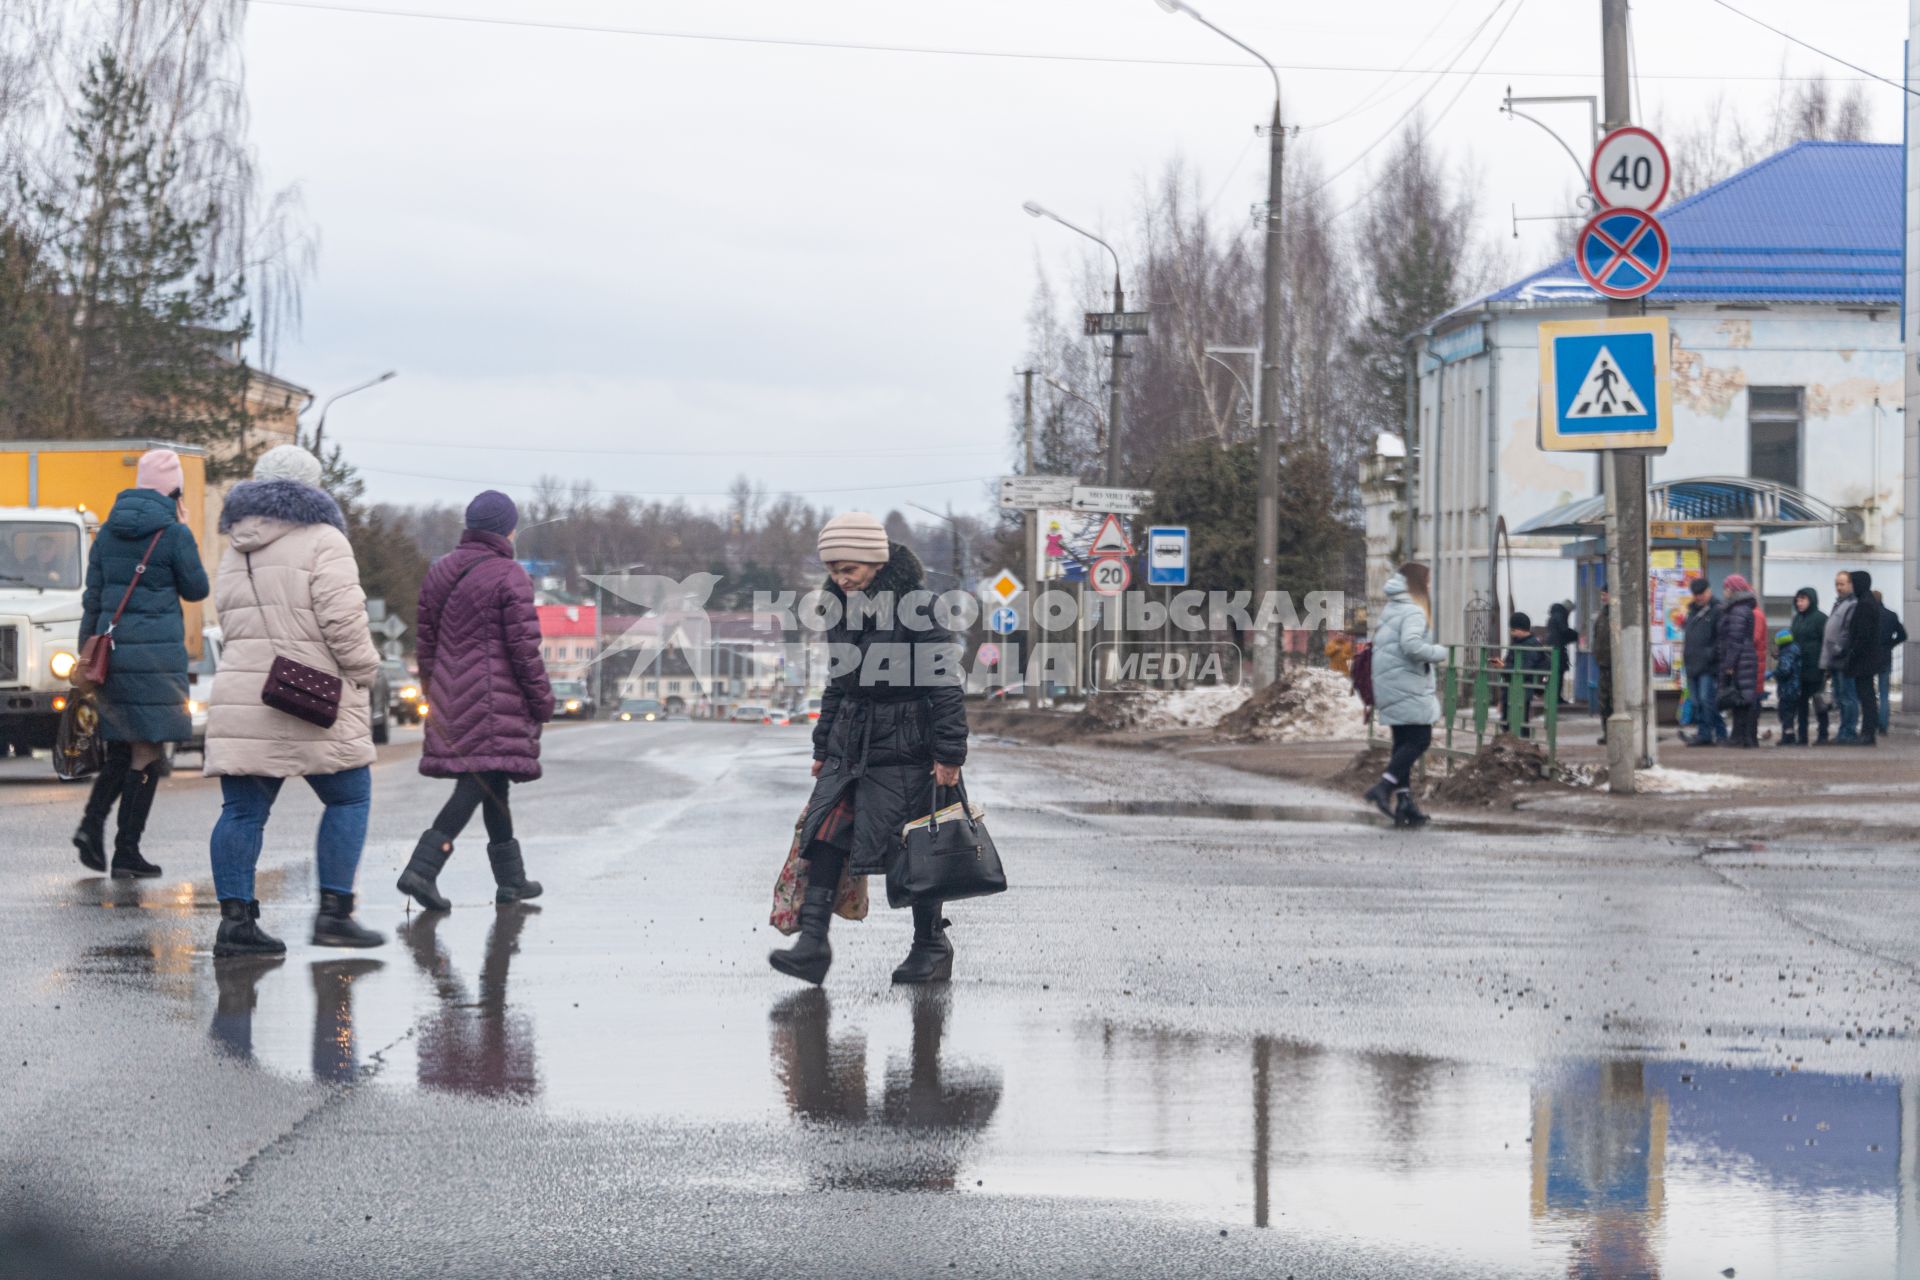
[1154,685,1249,728]
[1215,665,1367,743]
[1076,683,1245,733]
[1630,766,1758,794]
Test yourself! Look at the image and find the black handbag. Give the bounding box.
[246,553,343,729]
[1716,678,1749,711]
[888,780,1006,909]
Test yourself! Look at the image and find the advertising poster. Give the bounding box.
[1649,548,1702,681]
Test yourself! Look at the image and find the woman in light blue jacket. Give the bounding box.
[1365,563,1448,826]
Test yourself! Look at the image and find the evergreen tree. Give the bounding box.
[30,50,253,468]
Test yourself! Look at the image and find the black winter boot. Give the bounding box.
[214,898,286,958]
[397,829,455,912]
[486,839,543,903]
[313,890,386,948]
[891,902,954,985]
[1362,779,1395,820]
[769,883,834,985]
[109,764,164,878]
[1393,788,1430,828]
[74,748,131,872]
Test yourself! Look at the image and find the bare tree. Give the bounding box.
[1664,71,1873,201]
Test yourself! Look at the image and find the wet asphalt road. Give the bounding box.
[2,719,1918,1278]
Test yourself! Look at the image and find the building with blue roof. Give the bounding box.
[1394,141,1903,673]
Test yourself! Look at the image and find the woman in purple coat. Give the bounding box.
[397,491,555,911]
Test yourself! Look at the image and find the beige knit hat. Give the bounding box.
[817,511,890,564]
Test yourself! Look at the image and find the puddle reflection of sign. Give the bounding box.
[1538,317,1671,452]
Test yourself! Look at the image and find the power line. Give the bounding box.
[1705,0,1918,97]
[1295,0,1476,131]
[1326,0,1530,224]
[242,0,1879,84]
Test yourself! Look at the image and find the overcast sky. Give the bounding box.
[241,0,1910,520]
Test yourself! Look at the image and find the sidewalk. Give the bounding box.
[972,704,1920,844]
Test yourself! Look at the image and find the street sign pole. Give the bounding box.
[1601,0,1652,790]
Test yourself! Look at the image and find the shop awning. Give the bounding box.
[1513,476,1848,539]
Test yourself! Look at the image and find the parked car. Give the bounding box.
[762,708,792,726]
[618,698,664,723]
[550,679,594,720]
[386,658,425,724]
[728,704,767,723]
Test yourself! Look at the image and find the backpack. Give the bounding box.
[1350,643,1375,720]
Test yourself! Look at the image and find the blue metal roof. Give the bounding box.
[1470,141,1901,309]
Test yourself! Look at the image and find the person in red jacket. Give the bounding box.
[397,491,555,911]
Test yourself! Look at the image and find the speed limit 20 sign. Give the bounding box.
[1090,555,1131,596]
[1590,126,1670,213]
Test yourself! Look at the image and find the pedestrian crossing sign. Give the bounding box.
[1537,316,1671,452]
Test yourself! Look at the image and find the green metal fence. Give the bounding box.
[1371,643,1563,768]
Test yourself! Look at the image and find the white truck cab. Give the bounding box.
[0,506,93,756]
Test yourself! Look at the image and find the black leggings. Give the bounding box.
[1384,724,1432,788]
[802,841,846,889]
[432,772,513,844]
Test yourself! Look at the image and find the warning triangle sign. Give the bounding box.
[1565,344,1645,419]
[1091,513,1132,556]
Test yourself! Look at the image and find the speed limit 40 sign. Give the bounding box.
[1590,126,1670,213]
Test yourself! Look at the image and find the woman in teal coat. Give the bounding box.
[72,448,209,878]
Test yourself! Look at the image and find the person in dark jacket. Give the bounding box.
[1544,601,1577,708]
[1872,589,1905,734]
[1786,587,1828,745]
[398,491,555,912]
[1682,578,1727,745]
[1844,569,1887,746]
[1770,630,1801,747]
[772,512,969,987]
[1494,612,1550,737]
[72,449,210,878]
[1716,575,1763,748]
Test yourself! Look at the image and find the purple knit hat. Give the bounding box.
[465,490,519,537]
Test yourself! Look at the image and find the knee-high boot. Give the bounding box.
[891,901,953,985]
[74,745,132,872]
[769,883,835,985]
[109,763,164,878]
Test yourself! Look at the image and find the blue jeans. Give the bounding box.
[210,767,372,901]
[1878,670,1892,732]
[1688,673,1727,741]
[1834,674,1860,741]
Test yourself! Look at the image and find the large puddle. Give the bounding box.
[74,900,1917,1277]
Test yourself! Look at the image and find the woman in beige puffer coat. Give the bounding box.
[203,445,385,958]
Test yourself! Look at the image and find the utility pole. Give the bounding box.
[1021,368,1041,711]
[1601,0,1651,789]
[1253,100,1286,689]
[1107,274,1126,485]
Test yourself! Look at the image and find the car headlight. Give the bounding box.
[619,712,631,721]
[418,703,429,717]
[48,650,76,679]
[187,699,204,715]
[645,712,656,721]
[565,699,581,712]
[400,685,419,700]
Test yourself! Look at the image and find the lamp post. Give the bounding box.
[1155,0,1284,689]
[308,370,397,457]
[1023,201,1126,487]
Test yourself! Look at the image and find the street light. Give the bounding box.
[1203,345,1261,445]
[1153,0,1285,690]
[1023,200,1126,486]
[309,370,397,457]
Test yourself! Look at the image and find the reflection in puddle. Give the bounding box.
[401,904,540,1099]
[1067,799,1383,824]
[311,959,383,1084]
[208,956,284,1060]
[769,989,1001,1191]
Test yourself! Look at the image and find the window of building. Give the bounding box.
[1748,387,1802,489]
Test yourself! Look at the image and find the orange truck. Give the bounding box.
[0,441,213,763]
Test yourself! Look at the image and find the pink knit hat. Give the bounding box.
[135,448,185,496]
[1722,573,1753,596]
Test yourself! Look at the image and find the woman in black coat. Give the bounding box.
[73,449,210,877]
[1715,574,1762,748]
[770,513,968,987]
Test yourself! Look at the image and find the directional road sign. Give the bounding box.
[1590,126,1671,212]
[1070,485,1153,515]
[1576,207,1669,300]
[1146,526,1188,586]
[1537,316,1672,452]
[1090,556,1131,596]
[999,476,1077,510]
[988,606,1019,635]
